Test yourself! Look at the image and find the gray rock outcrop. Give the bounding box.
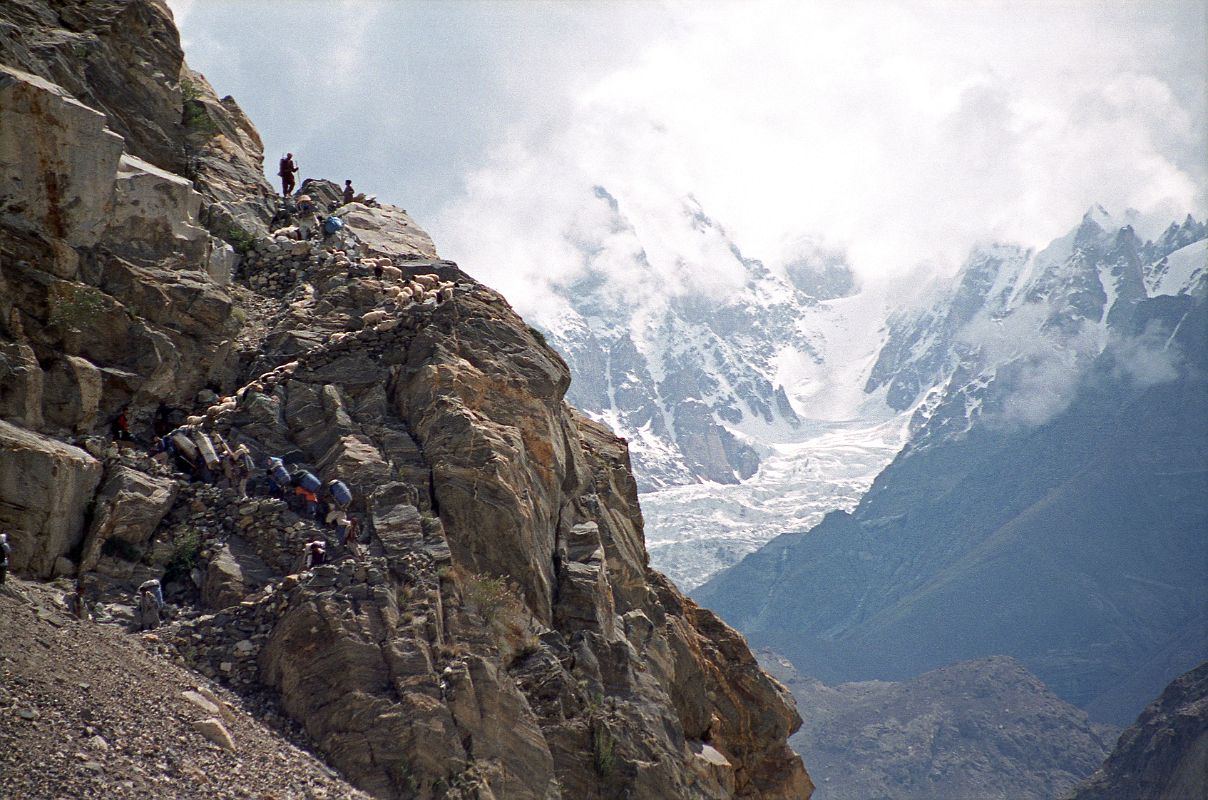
[78,466,177,575]
[1063,660,1208,800]
[0,419,101,577]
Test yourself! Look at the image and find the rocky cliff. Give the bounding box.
[0,3,809,798]
[1062,660,1208,800]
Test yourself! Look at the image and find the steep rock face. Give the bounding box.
[0,4,810,798]
[1,62,242,440]
[0,0,276,235]
[197,260,813,798]
[1063,660,1208,800]
[0,65,126,251]
[0,0,186,173]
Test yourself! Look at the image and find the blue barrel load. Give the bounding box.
[329,480,352,506]
[296,470,322,492]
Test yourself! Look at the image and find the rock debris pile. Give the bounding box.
[0,579,369,800]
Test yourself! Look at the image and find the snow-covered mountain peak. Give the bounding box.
[543,198,1204,589]
[539,186,887,490]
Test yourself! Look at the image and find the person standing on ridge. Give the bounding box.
[343,179,355,205]
[278,152,299,196]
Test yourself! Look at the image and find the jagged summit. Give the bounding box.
[0,2,810,798]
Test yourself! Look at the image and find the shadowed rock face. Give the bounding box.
[764,654,1117,800]
[0,2,811,797]
[1063,661,1208,800]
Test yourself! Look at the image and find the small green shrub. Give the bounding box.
[461,571,537,665]
[180,77,216,134]
[163,528,202,583]
[48,283,105,332]
[419,512,441,536]
[527,325,548,346]
[183,102,215,133]
[592,719,616,776]
[464,573,511,622]
[180,76,203,103]
[223,224,257,255]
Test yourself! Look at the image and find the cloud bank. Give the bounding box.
[433,0,1206,319]
[169,1,1206,323]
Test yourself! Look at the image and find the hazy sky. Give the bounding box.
[170,0,1206,316]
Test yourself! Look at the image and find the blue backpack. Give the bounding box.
[268,458,291,487]
[323,216,344,235]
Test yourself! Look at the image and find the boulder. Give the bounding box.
[102,153,209,263]
[205,239,238,285]
[78,466,177,574]
[0,65,124,256]
[0,420,102,577]
[202,536,273,610]
[338,204,438,261]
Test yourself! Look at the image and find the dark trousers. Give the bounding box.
[282,175,295,196]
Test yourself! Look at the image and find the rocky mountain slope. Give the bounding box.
[1063,659,1208,800]
[762,653,1117,800]
[0,3,809,798]
[0,578,370,800]
[696,211,1208,727]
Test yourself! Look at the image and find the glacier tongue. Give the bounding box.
[643,415,909,590]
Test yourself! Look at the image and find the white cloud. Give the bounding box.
[959,303,1107,429]
[432,0,1205,320]
[165,0,194,26]
[169,1,1204,323]
[1111,321,1184,388]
